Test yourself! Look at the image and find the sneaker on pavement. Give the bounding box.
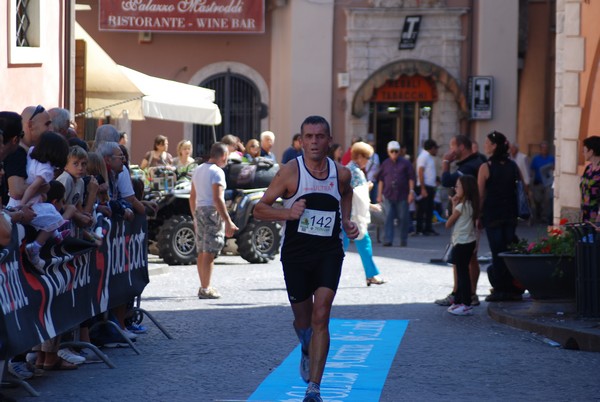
[448,304,474,316]
[300,348,310,383]
[198,287,221,299]
[434,293,455,306]
[79,348,105,363]
[58,348,86,365]
[447,303,460,313]
[8,360,34,380]
[471,294,480,306]
[126,323,148,334]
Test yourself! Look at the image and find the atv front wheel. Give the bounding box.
[237,219,281,263]
[156,215,197,265]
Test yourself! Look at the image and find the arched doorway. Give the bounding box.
[352,59,468,160]
[367,75,436,160]
[194,71,263,156]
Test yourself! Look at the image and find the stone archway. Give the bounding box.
[351,59,468,118]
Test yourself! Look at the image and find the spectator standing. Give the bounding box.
[445,175,479,316]
[254,115,358,402]
[282,133,303,164]
[580,136,600,223]
[118,132,128,146]
[189,143,238,299]
[415,139,439,236]
[478,131,524,302]
[48,107,71,137]
[3,106,53,378]
[529,141,555,223]
[345,141,385,286]
[436,134,485,307]
[376,140,416,247]
[260,130,277,162]
[341,135,363,165]
[364,140,380,204]
[509,143,530,188]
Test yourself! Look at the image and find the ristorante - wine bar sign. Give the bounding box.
[99,0,265,33]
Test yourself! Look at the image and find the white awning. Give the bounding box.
[75,23,221,125]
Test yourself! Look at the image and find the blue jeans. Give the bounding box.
[383,199,409,245]
[343,232,380,279]
[486,223,522,293]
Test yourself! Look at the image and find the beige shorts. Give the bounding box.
[194,206,225,255]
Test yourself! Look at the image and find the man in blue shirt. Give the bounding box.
[281,133,303,164]
[529,141,554,223]
[376,140,416,247]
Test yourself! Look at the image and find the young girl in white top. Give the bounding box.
[445,175,480,316]
[19,132,70,273]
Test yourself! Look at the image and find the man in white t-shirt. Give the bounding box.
[189,143,238,299]
[415,139,439,235]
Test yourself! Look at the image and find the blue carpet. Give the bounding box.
[248,319,409,401]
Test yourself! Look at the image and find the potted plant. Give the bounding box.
[499,219,576,300]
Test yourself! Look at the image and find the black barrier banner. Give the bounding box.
[0,214,148,359]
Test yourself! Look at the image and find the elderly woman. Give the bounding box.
[140,135,174,170]
[581,136,600,223]
[478,131,523,302]
[343,141,385,286]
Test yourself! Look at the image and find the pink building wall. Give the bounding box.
[76,1,272,164]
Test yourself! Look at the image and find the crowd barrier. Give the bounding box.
[0,214,149,359]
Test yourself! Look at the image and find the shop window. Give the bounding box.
[194,71,262,156]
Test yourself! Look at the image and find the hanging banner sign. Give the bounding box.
[99,0,265,33]
[371,76,437,102]
[0,214,148,359]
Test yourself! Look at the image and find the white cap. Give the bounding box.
[387,140,401,151]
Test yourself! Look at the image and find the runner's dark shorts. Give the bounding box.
[282,253,344,303]
[194,206,225,254]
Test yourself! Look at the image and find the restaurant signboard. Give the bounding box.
[99,0,265,33]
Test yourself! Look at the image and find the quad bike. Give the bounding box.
[137,159,282,266]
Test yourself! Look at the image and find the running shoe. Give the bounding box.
[303,392,323,402]
[448,304,474,316]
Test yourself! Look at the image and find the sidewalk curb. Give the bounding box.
[488,300,600,352]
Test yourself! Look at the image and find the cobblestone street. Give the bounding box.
[5,224,600,401]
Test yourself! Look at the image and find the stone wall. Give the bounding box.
[345,6,466,150]
[554,0,584,222]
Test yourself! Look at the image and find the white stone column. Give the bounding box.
[554,0,584,223]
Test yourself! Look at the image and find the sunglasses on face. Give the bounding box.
[389,149,399,153]
[30,105,45,121]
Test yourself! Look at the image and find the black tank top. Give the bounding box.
[483,159,519,226]
[281,156,343,262]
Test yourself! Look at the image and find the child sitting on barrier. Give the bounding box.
[16,132,70,273]
[57,145,102,245]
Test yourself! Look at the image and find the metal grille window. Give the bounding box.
[194,71,262,157]
[16,0,31,46]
